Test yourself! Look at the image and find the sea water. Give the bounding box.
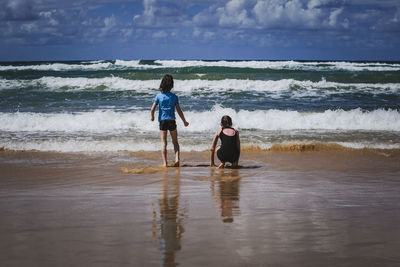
[0,60,399,152]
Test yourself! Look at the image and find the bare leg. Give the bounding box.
[170,129,180,167]
[232,160,238,169]
[160,130,168,167]
[215,147,224,168]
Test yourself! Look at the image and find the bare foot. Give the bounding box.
[162,163,168,167]
[173,161,180,167]
[218,162,225,169]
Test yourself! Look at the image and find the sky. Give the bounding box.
[0,0,399,61]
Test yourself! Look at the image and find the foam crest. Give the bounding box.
[0,110,151,133]
[0,77,156,91]
[222,108,400,131]
[1,77,399,95]
[1,107,399,133]
[1,60,399,72]
[120,60,400,71]
[114,60,146,68]
[0,61,112,71]
[182,107,400,132]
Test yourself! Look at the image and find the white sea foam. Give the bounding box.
[114,60,400,71]
[0,61,112,71]
[336,142,400,150]
[1,107,399,133]
[1,77,399,96]
[114,59,145,68]
[1,107,399,152]
[0,110,149,133]
[1,60,399,71]
[0,77,159,92]
[1,136,399,153]
[184,106,400,132]
[0,139,162,152]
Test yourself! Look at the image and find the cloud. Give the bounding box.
[102,15,117,36]
[253,0,324,29]
[0,0,399,59]
[152,30,168,38]
[217,0,255,28]
[0,0,38,21]
[133,0,187,27]
[193,0,356,34]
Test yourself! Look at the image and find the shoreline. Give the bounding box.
[2,141,400,154]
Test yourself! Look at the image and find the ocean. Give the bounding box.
[1,59,399,152]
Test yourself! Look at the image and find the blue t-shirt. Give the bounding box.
[154,92,179,122]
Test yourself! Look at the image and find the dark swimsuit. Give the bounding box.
[217,127,240,163]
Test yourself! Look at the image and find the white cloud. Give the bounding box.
[101,15,117,36]
[393,7,400,23]
[217,0,255,28]
[193,6,219,27]
[1,0,37,20]
[133,0,187,28]
[40,10,58,26]
[123,28,133,38]
[153,30,168,38]
[253,0,323,29]
[328,8,343,27]
[20,22,38,33]
[193,28,201,37]
[204,31,215,39]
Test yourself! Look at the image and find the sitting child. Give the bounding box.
[210,115,240,168]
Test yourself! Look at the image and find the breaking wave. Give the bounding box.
[1,60,399,72]
[1,107,399,133]
[1,77,399,96]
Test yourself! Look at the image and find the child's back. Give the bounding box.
[210,115,240,168]
[218,126,240,164]
[155,92,179,121]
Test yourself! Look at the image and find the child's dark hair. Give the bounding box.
[160,74,174,93]
[221,115,232,127]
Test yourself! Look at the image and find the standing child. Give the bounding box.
[151,74,189,167]
[210,115,240,169]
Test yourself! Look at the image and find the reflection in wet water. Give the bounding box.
[210,168,241,223]
[152,169,185,267]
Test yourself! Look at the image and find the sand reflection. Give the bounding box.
[152,169,185,267]
[210,168,241,223]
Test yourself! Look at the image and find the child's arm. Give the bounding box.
[176,103,189,127]
[236,131,241,151]
[150,103,156,121]
[210,130,219,167]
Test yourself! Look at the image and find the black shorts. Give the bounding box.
[159,119,177,131]
[217,148,240,163]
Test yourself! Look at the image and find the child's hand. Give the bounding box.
[184,121,189,127]
[151,115,154,121]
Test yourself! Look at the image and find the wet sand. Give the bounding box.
[1,149,400,266]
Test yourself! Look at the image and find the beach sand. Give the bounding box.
[1,149,400,266]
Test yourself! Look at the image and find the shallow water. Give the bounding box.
[1,151,399,266]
